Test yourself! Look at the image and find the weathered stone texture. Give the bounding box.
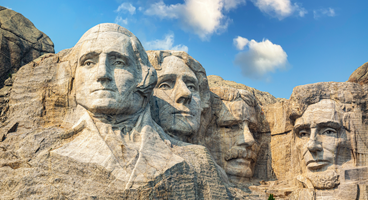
[0,24,235,199]
[348,61,368,85]
[207,75,279,106]
[0,6,54,88]
[1,20,368,200]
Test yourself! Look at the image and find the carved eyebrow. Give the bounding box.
[294,123,310,132]
[316,121,342,130]
[107,51,128,59]
[79,51,101,64]
[157,74,176,84]
[182,74,198,85]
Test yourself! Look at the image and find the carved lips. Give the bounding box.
[91,88,116,93]
[172,110,195,117]
[306,159,330,170]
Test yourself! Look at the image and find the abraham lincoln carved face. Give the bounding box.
[294,99,346,173]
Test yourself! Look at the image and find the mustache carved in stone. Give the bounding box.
[224,145,258,162]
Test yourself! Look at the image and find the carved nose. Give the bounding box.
[237,122,255,147]
[175,80,192,105]
[307,139,323,152]
[96,55,112,82]
[307,128,322,152]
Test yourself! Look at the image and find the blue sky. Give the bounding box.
[2,0,368,99]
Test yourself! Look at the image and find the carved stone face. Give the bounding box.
[75,32,144,115]
[213,99,259,178]
[294,99,345,173]
[151,56,201,138]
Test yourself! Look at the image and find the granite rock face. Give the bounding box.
[0,24,234,199]
[348,61,368,85]
[1,22,368,200]
[0,6,54,88]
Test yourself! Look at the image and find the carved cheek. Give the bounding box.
[113,68,136,95]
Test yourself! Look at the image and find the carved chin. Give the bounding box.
[164,115,200,136]
[306,170,340,189]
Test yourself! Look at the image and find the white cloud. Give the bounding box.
[250,0,306,19]
[5,6,12,10]
[145,33,189,52]
[116,3,136,15]
[233,36,249,50]
[144,0,245,40]
[234,38,288,79]
[115,16,128,25]
[223,0,246,11]
[313,8,335,19]
[295,3,307,17]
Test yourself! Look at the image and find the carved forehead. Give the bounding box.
[76,23,133,45]
[78,33,132,56]
[217,99,257,125]
[295,99,342,127]
[159,56,197,78]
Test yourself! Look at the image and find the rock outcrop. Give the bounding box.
[348,61,368,85]
[1,21,368,200]
[207,75,279,106]
[0,24,234,199]
[0,6,54,88]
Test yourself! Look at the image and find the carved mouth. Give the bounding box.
[92,88,115,93]
[227,157,254,166]
[306,160,330,169]
[172,111,194,116]
[224,148,256,163]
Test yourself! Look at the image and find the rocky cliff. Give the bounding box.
[0,6,54,88]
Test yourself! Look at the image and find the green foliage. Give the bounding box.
[8,73,12,78]
[268,194,275,200]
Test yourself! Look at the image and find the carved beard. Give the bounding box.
[306,170,340,189]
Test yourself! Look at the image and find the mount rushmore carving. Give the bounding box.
[0,23,367,199]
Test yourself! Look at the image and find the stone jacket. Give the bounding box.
[51,105,231,199]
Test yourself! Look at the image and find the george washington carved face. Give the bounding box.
[75,32,145,115]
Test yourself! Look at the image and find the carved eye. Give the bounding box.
[159,83,171,90]
[321,128,337,135]
[114,60,124,65]
[299,130,309,138]
[187,85,196,91]
[85,60,94,66]
[231,124,240,129]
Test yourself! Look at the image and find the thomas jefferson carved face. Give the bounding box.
[294,99,346,173]
[75,32,144,115]
[151,56,202,139]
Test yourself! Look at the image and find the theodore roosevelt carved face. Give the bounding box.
[210,88,260,180]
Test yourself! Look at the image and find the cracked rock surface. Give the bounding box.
[0,6,54,88]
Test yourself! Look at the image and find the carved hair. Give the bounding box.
[146,50,211,110]
[210,87,257,107]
